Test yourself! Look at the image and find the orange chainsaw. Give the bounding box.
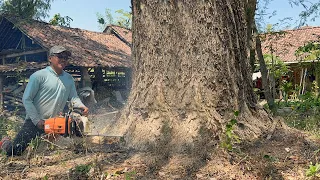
[44,106,85,137]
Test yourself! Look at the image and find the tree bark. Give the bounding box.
[254,24,275,110]
[115,0,270,152]
[245,0,257,72]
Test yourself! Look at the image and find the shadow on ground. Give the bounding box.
[0,124,319,179]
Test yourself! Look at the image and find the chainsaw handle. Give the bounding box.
[73,107,84,115]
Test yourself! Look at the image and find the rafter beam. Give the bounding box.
[0,48,46,59]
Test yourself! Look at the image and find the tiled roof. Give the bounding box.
[261,26,320,63]
[4,16,132,68]
[0,62,48,73]
[103,25,132,46]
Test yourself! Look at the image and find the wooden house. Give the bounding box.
[261,26,320,95]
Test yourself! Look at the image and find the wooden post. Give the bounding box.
[80,67,92,88]
[22,34,27,62]
[0,75,4,112]
[125,68,132,90]
[94,67,104,90]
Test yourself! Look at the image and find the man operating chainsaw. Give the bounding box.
[0,45,89,156]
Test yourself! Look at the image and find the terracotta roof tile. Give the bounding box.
[261,26,320,62]
[103,25,132,46]
[110,25,132,44]
[4,16,132,68]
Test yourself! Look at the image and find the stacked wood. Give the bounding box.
[3,84,25,113]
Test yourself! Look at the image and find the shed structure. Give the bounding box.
[0,16,132,112]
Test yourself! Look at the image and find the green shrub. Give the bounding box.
[0,116,21,138]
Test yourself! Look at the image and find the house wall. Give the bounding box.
[288,62,317,94]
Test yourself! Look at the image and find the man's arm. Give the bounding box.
[22,74,42,126]
[69,80,88,116]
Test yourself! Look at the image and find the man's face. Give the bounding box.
[49,52,70,70]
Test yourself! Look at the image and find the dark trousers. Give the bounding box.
[5,119,44,156]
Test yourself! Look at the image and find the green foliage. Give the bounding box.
[49,13,73,27]
[96,8,132,30]
[296,92,320,112]
[0,149,6,157]
[74,164,91,174]
[28,136,41,150]
[69,164,91,179]
[263,154,278,162]
[284,112,320,134]
[279,88,320,113]
[265,24,274,33]
[114,9,131,28]
[43,175,49,180]
[0,0,54,20]
[124,170,136,180]
[280,86,320,135]
[0,116,20,138]
[306,162,320,177]
[221,111,241,151]
[295,42,320,61]
[263,54,289,79]
[280,80,293,103]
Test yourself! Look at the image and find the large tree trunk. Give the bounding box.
[114,0,271,152]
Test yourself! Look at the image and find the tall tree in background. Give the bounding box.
[97,8,132,30]
[113,0,271,152]
[49,13,73,27]
[0,0,54,19]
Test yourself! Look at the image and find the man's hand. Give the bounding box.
[81,106,89,116]
[36,120,45,129]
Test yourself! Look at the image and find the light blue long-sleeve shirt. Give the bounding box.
[22,66,86,125]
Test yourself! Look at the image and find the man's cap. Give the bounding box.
[49,45,71,56]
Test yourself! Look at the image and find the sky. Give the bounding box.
[46,0,320,32]
[47,0,131,32]
[262,0,320,31]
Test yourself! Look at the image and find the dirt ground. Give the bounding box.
[1,119,320,180]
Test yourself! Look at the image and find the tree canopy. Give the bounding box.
[97,8,132,30]
[49,13,73,27]
[0,0,54,19]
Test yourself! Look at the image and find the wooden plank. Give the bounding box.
[4,95,23,103]
[0,48,46,59]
